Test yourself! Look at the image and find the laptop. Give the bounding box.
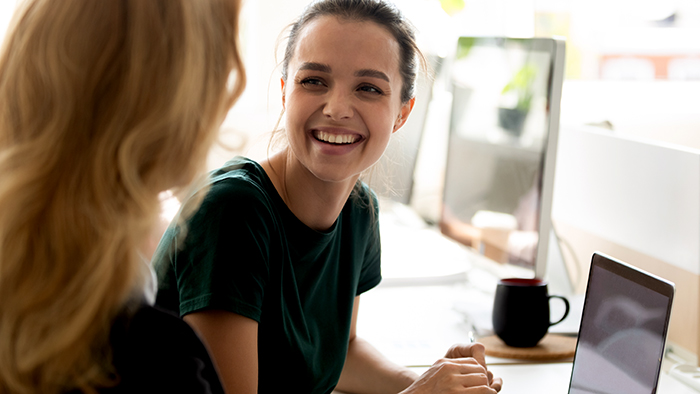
[568,252,675,394]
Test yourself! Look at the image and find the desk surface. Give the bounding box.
[357,284,696,394]
[404,363,696,394]
[362,207,697,394]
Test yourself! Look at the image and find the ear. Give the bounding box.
[281,78,286,109]
[393,97,416,133]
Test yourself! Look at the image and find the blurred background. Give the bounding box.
[2,0,700,366]
[2,0,698,164]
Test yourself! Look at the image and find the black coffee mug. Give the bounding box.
[492,278,570,347]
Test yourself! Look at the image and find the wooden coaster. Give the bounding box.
[479,334,577,361]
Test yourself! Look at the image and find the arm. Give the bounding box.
[184,310,259,394]
[335,297,499,394]
[335,296,418,394]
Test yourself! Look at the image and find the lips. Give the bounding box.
[312,129,362,145]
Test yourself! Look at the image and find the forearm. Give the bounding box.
[335,336,418,394]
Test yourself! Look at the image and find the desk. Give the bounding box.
[362,208,697,393]
[357,284,696,394]
[404,363,695,394]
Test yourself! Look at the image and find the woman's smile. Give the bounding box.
[312,129,363,145]
[308,127,366,156]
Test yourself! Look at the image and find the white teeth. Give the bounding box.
[315,131,357,144]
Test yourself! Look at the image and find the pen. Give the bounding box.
[468,322,477,343]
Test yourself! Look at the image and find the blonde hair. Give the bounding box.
[0,0,245,392]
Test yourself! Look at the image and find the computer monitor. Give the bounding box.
[367,55,442,205]
[440,37,565,279]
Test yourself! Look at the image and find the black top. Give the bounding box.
[100,304,224,394]
[153,156,382,394]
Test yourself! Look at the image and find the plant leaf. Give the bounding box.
[440,0,465,17]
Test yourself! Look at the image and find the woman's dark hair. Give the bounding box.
[281,0,424,104]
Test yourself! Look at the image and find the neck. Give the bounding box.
[261,149,358,231]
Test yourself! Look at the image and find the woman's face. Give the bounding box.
[282,16,414,185]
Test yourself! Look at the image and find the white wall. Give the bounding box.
[560,80,700,150]
[552,125,700,275]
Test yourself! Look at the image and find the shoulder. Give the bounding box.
[345,181,379,222]
[352,180,376,204]
[181,157,278,229]
[124,304,197,340]
[207,157,272,203]
[111,305,209,363]
[195,156,281,217]
[108,304,224,393]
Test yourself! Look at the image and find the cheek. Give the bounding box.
[366,118,395,159]
[369,108,399,139]
[283,97,308,130]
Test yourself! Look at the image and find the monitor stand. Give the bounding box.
[546,228,585,335]
[545,228,573,296]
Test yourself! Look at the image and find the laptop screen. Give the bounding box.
[569,253,675,394]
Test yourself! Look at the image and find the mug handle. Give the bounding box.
[548,295,570,327]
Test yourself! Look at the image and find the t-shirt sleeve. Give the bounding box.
[170,178,274,322]
[356,189,382,295]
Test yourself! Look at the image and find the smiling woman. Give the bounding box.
[278,15,410,198]
[151,1,501,394]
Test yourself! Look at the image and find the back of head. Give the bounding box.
[0,0,245,392]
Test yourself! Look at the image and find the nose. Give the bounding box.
[323,89,353,120]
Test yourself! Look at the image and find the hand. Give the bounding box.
[445,343,503,392]
[399,357,496,394]
[445,343,487,367]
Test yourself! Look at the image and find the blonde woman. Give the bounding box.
[0,0,245,393]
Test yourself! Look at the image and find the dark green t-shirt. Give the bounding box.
[152,157,382,394]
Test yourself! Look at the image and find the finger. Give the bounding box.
[491,376,503,392]
[456,372,490,388]
[463,385,497,394]
[469,342,487,367]
[435,355,476,365]
[445,342,486,364]
[445,343,460,358]
[456,363,488,376]
[434,357,483,370]
[445,343,478,358]
[431,359,488,378]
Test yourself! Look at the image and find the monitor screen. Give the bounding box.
[440,37,564,277]
[368,55,441,205]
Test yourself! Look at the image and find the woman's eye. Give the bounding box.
[358,85,382,95]
[300,78,325,88]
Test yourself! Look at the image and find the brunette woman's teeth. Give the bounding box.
[314,130,358,144]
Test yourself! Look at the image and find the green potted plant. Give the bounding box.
[498,63,537,136]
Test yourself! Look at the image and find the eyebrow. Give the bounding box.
[298,62,331,73]
[297,62,390,83]
[355,68,390,83]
